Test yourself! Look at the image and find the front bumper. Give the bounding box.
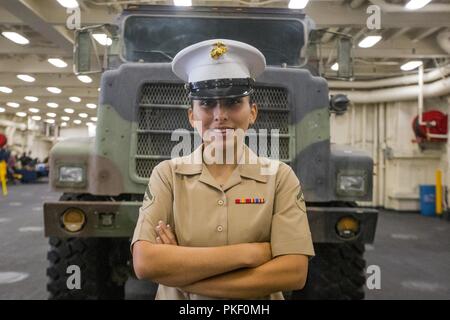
[44,201,378,243]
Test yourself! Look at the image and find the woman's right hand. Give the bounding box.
[246,242,272,268]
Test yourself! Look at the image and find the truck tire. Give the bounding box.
[291,241,366,300]
[47,193,130,300]
[47,237,128,300]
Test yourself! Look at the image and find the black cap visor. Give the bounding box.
[188,78,254,100]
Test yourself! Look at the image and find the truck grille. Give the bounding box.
[135,83,290,179]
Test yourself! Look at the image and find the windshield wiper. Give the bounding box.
[133,50,174,61]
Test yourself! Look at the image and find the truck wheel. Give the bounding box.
[47,237,129,300]
[291,241,366,300]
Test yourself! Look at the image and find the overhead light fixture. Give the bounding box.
[401,60,423,71]
[64,108,75,114]
[47,87,62,94]
[16,112,27,117]
[7,102,20,108]
[405,0,432,10]
[48,58,68,68]
[25,96,39,102]
[78,113,88,118]
[46,112,57,118]
[61,122,68,127]
[331,63,339,71]
[0,107,5,113]
[77,75,92,83]
[288,0,309,9]
[69,96,81,103]
[56,0,79,9]
[92,34,112,46]
[1,31,29,45]
[174,0,192,6]
[28,108,40,113]
[17,74,35,82]
[0,86,13,93]
[90,117,97,122]
[73,119,82,124]
[45,119,55,124]
[47,102,59,108]
[86,103,97,109]
[86,122,94,126]
[61,116,70,121]
[358,35,382,48]
[97,88,101,92]
[31,115,41,121]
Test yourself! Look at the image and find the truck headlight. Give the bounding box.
[59,166,84,183]
[336,170,367,196]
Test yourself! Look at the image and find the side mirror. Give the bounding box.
[336,36,353,79]
[74,24,119,75]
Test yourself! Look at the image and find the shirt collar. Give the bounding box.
[173,143,270,184]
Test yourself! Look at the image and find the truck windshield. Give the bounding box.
[123,16,305,66]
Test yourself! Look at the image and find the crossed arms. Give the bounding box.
[132,221,308,299]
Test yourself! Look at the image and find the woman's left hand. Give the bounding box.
[155,220,178,245]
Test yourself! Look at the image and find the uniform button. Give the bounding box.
[217,199,225,206]
[217,225,223,232]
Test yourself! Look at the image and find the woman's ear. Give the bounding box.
[187,106,195,128]
[249,102,258,126]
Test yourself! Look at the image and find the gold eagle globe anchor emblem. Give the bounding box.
[210,41,228,60]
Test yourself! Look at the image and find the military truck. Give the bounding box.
[43,5,378,300]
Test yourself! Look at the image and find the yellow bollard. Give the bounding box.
[0,160,7,196]
[436,169,442,216]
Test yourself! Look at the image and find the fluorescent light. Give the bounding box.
[86,103,97,109]
[77,75,92,83]
[174,0,192,6]
[16,112,27,117]
[78,113,88,118]
[0,107,5,113]
[46,112,56,118]
[7,102,20,108]
[331,63,339,71]
[405,0,432,10]
[69,96,81,102]
[56,0,79,9]
[48,58,68,68]
[25,96,39,102]
[1,31,29,45]
[45,119,55,124]
[358,35,382,48]
[47,87,62,94]
[90,117,97,122]
[86,122,94,126]
[288,0,309,9]
[0,86,13,93]
[17,74,35,82]
[28,108,40,113]
[73,119,82,124]
[47,102,59,108]
[31,115,41,121]
[61,116,70,121]
[61,122,68,127]
[401,60,423,71]
[92,33,112,46]
[64,108,74,114]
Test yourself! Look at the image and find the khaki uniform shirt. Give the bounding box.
[131,144,315,300]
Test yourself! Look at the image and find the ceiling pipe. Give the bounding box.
[328,64,450,89]
[330,76,450,103]
[369,0,450,12]
[437,30,450,54]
